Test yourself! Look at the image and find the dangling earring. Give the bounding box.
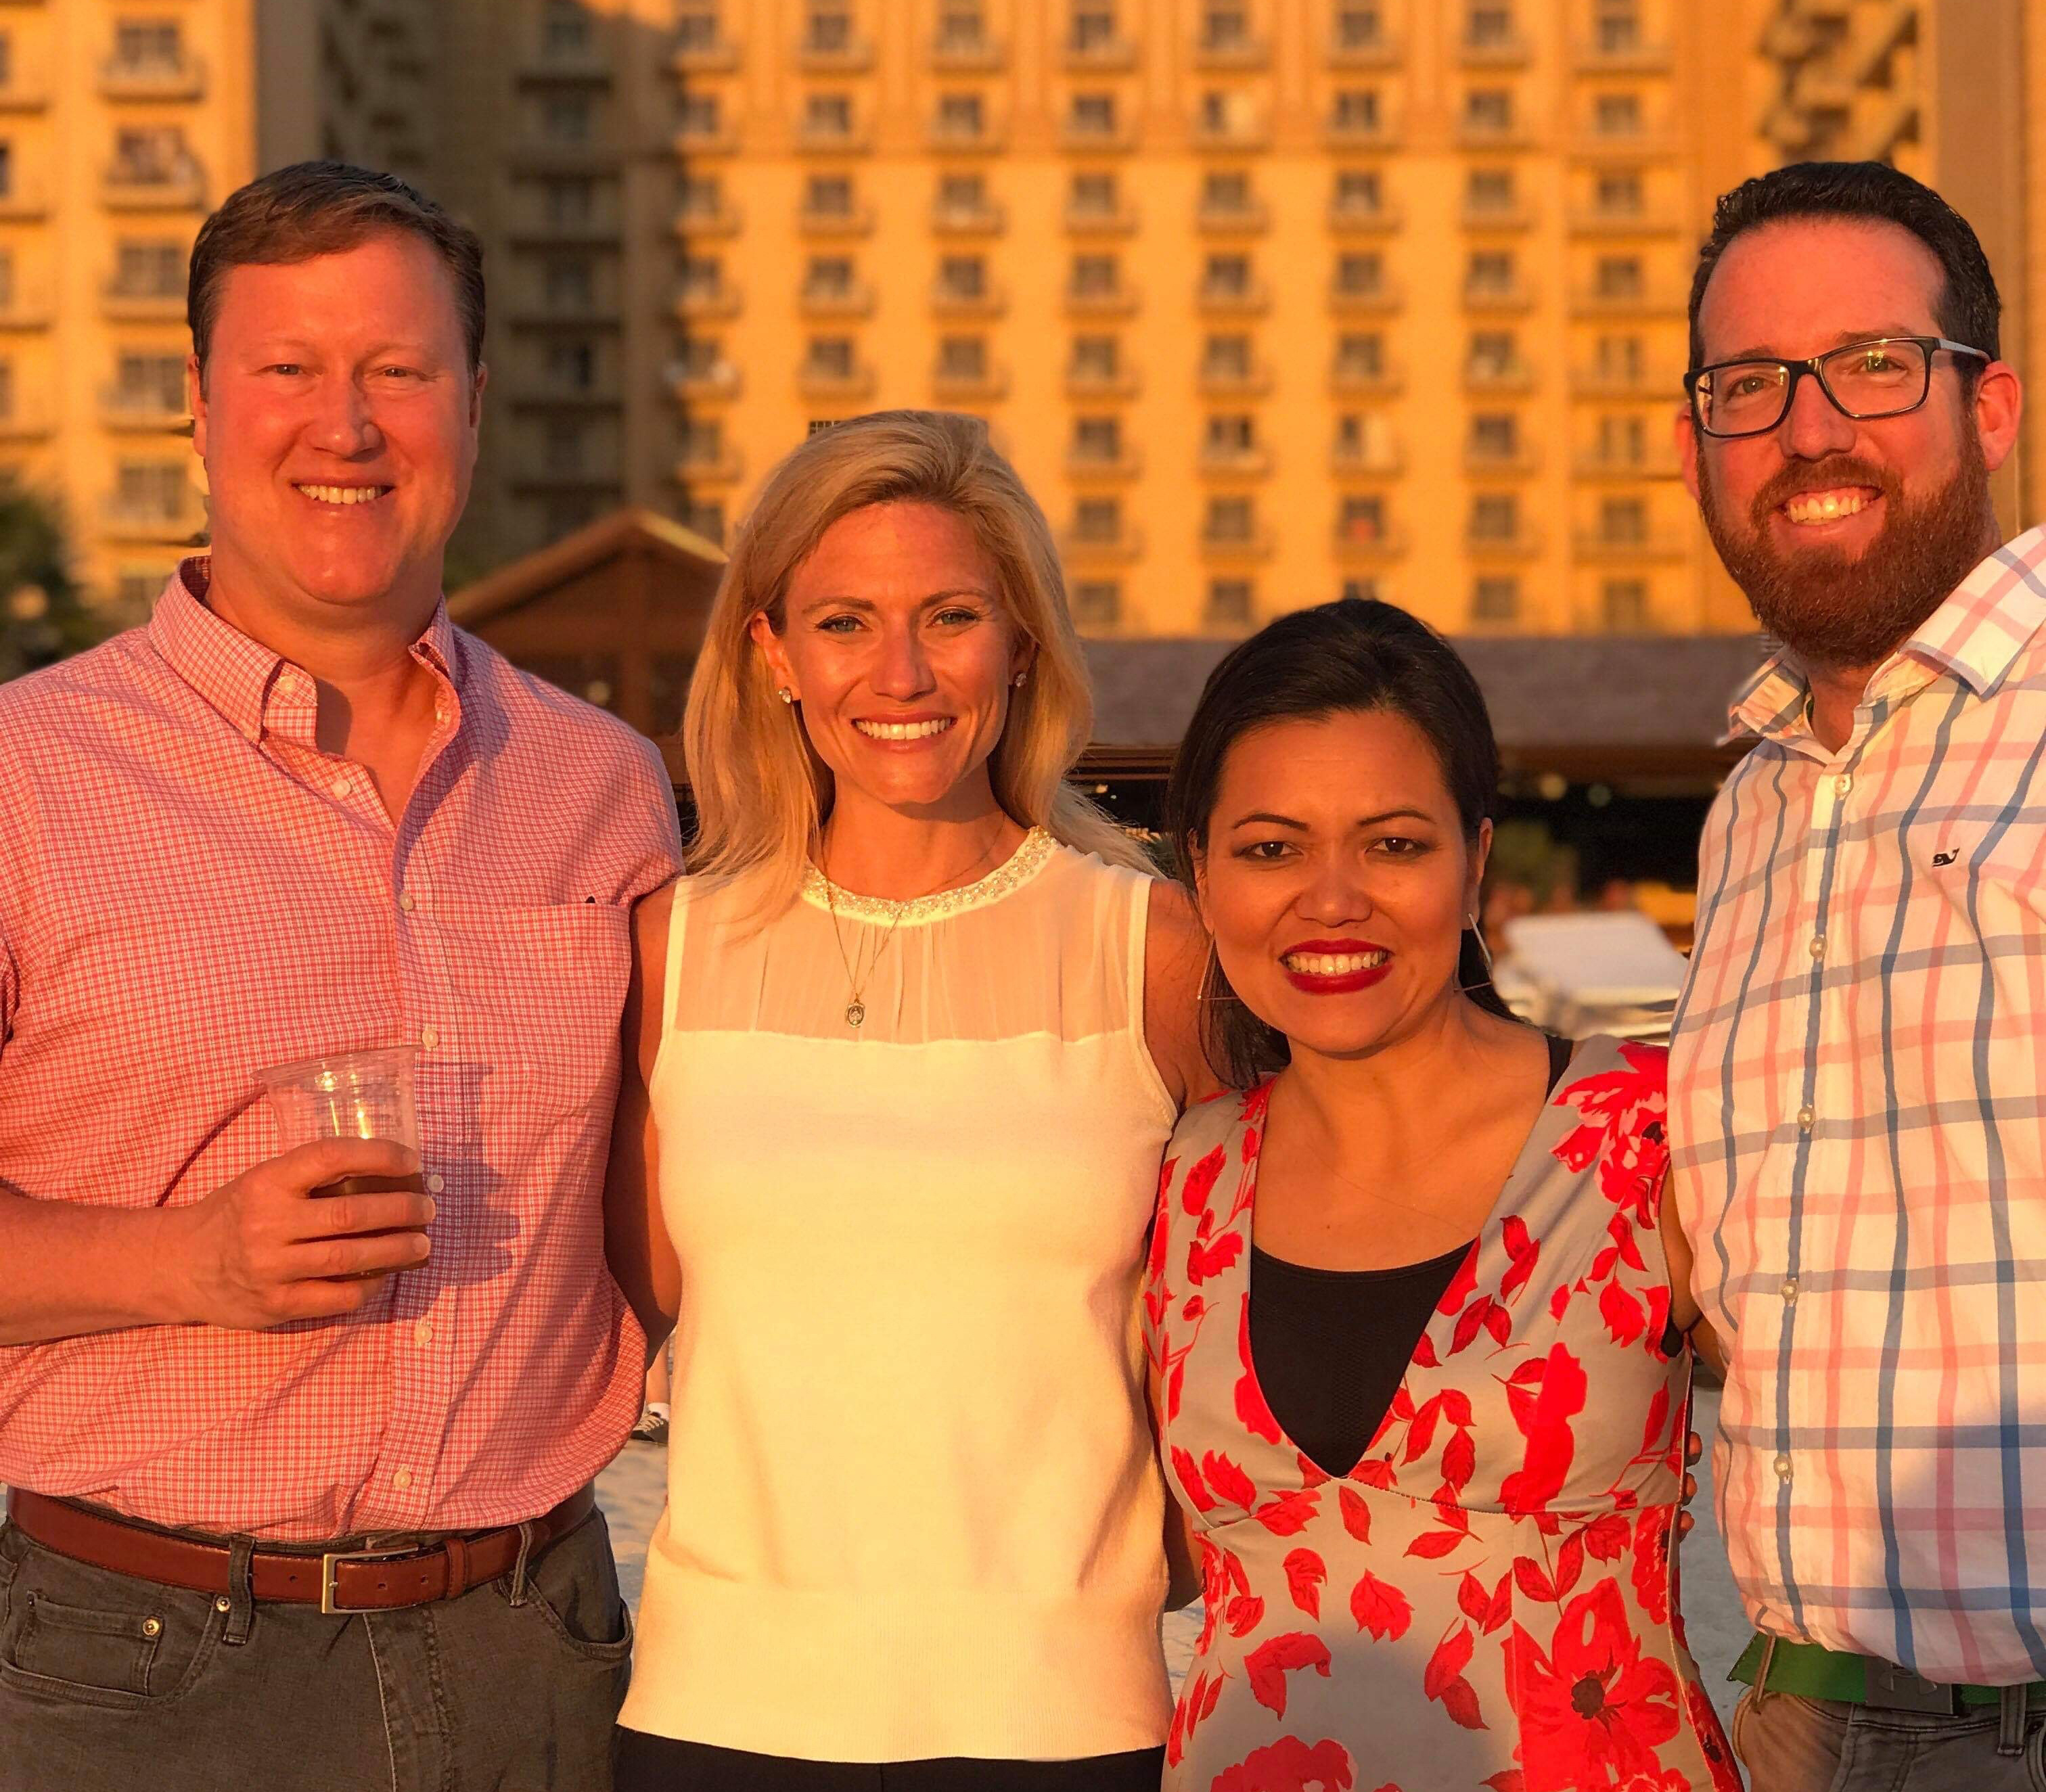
[1466,917,1495,979]
[777,687,796,706]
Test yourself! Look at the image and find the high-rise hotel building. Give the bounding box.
[0,1,2036,630]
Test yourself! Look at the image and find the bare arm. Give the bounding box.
[1145,879,1223,1113]
[0,1137,433,1346]
[603,882,681,1366]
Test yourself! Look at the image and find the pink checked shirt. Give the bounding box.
[0,560,683,1542]
[1670,524,2046,1686]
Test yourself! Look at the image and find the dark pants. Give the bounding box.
[1735,1686,2046,1791]
[613,1735,1166,1792]
[0,1504,631,1792]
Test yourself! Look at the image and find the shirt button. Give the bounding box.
[1781,1277,1799,1303]
[1774,1453,1793,1483]
[426,1172,445,1194]
[1836,774,1853,796]
[332,777,352,797]
[419,1025,440,1050]
[1809,936,1825,960]
[399,894,417,913]
[392,1467,414,1491]
[1797,1106,1815,1131]
[413,1318,434,1346]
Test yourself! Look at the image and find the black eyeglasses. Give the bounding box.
[1684,336,1991,439]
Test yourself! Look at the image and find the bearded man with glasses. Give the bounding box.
[1667,160,2046,1791]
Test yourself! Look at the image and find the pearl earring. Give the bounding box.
[777,687,796,706]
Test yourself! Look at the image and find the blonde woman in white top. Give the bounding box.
[606,411,1210,1791]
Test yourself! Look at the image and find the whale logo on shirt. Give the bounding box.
[1932,849,1959,867]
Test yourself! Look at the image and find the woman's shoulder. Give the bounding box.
[1164,1078,1269,1167]
[1553,1032,1669,1106]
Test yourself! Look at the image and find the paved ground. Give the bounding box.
[597,1381,1748,1728]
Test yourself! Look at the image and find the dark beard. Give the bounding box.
[1698,437,1995,672]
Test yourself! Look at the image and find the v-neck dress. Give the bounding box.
[1144,1035,1742,1792]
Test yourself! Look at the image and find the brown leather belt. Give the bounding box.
[4,1484,595,1615]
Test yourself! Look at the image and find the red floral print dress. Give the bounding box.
[1145,1036,1740,1792]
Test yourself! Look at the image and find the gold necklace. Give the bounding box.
[818,831,1007,1028]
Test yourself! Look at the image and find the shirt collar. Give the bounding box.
[1724,523,2046,745]
[145,554,465,746]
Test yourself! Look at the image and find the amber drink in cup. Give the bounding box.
[257,1047,426,1269]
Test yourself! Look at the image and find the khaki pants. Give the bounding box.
[1735,1686,2046,1792]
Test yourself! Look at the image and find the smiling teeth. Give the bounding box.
[855,718,953,740]
[297,484,390,506]
[1284,950,1389,975]
[1785,490,1870,524]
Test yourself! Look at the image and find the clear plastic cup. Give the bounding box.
[256,1045,423,1202]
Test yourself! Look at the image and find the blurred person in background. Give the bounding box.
[0,162,681,1790]
[1670,160,2046,1789]
[604,410,1212,1791]
[1147,597,1735,1791]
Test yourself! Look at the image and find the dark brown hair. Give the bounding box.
[188,160,486,374]
[1164,598,1516,1089]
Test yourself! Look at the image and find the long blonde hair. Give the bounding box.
[683,409,1147,919]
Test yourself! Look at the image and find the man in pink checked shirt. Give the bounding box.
[0,163,681,1790]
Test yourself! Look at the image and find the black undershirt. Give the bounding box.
[1248,1033,1576,1479]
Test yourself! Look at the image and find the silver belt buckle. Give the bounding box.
[1865,1657,1963,1716]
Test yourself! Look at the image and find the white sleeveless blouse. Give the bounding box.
[620,830,1179,1761]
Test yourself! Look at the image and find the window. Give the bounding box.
[1466,168,1515,214]
[1070,5,1118,52]
[1204,252,1252,298]
[116,461,187,520]
[1205,413,1255,454]
[1205,578,1254,628]
[1468,330,1518,375]
[1335,5,1383,48]
[1601,496,1648,543]
[116,352,185,409]
[1073,415,1122,460]
[1205,495,1254,541]
[1594,92,1642,135]
[1472,576,1520,624]
[804,254,855,298]
[1466,5,1514,47]
[1334,331,1384,377]
[0,251,20,309]
[543,419,585,475]
[804,93,855,137]
[1071,253,1119,296]
[1073,496,1122,540]
[679,417,725,463]
[1200,3,1249,50]
[114,20,182,69]
[1596,333,1644,378]
[805,173,854,218]
[1334,168,1383,214]
[0,35,14,90]
[675,3,721,51]
[677,498,725,543]
[1071,580,1121,628]
[1465,89,1513,131]
[1597,4,1642,53]
[804,1,852,53]
[1467,250,1516,294]
[1332,89,1380,131]
[937,335,986,380]
[1334,251,1382,295]
[1202,170,1254,214]
[936,92,984,137]
[1070,334,1120,380]
[1069,92,1117,137]
[806,336,856,376]
[1470,413,1520,457]
[676,93,720,137]
[546,340,597,389]
[114,127,190,183]
[1603,578,1650,630]
[115,240,184,297]
[1595,255,1643,299]
[1202,333,1253,379]
[1069,170,1118,216]
[676,338,725,378]
[546,178,597,225]
[1470,492,1518,540]
[544,259,594,309]
[542,0,591,54]
[938,171,988,216]
[678,254,723,298]
[1597,413,1647,463]
[543,95,593,141]
[938,254,985,298]
[1338,493,1386,542]
[1595,171,1643,216]
[937,3,987,51]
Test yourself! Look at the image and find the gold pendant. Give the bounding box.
[846,1000,866,1028]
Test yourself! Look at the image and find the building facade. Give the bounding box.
[2,0,2034,626]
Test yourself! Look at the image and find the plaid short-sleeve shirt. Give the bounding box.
[1670,524,2046,1686]
[0,561,683,1541]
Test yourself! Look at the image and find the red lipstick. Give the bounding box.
[1280,939,1394,995]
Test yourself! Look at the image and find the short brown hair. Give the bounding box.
[188,160,486,373]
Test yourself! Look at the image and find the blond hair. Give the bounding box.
[683,410,1147,920]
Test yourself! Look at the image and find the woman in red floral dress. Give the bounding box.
[1147,599,1740,1792]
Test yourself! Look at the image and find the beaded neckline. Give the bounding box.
[799,827,1056,927]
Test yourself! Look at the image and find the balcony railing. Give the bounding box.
[1329,362,1404,397]
[1460,32,1532,67]
[100,386,189,431]
[1574,443,1681,478]
[1464,440,1543,475]
[1573,524,1695,561]
[1327,33,1404,69]
[1065,365,1140,398]
[1328,196,1402,233]
[927,114,1003,152]
[1568,200,1683,235]
[797,361,876,401]
[930,278,1006,317]
[1462,197,1537,231]
[1198,195,1270,232]
[1330,277,1404,315]
[1194,36,1271,71]
[1199,277,1270,316]
[669,360,743,401]
[1062,36,1139,70]
[673,280,742,320]
[99,53,206,101]
[1570,280,1686,316]
[101,490,208,541]
[1198,361,1273,398]
[932,362,1009,403]
[1463,276,1539,312]
[1066,441,1143,478]
[668,35,742,73]
[672,197,743,238]
[102,158,207,211]
[796,116,870,154]
[1570,365,1684,400]
[930,34,1005,71]
[673,442,744,482]
[1198,441,1271,476]
[1465,522,1546,557]
[799,279,876,319]
[932,194,1006,234]
[1064,196,1139,234]
[1201,520,1276,559]
[1330,440,1406,476]
[1066,281,1141,317]
[1332,522,1412,557]
[796,36,874,73]
[1572,35,1675,72]
[1060,520,1145,562]
[1060,113,1135,151]
[1456,116,1531,150]
[0,177,48,220]
[798,199,875,237]
[101,282,184,322]
[1325,114,1399,148]
[1463,359,1539,394]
